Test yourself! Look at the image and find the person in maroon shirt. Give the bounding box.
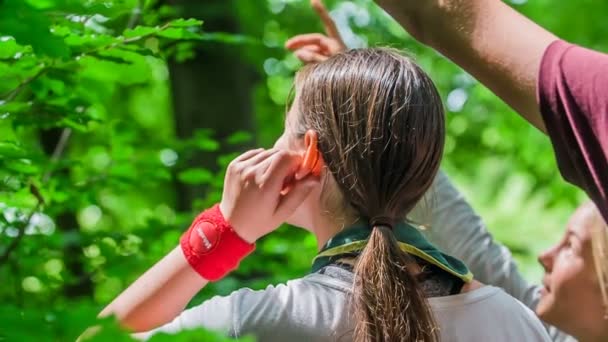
[538,41,608,221]
[286,0,608,339]
[372,0,608,221]
[369,0,608,338]
[371,0,608,338]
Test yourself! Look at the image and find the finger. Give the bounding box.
[285,33,335,52]
[227,148,266,177]
[311,0,343,43]
[232,148,265,164]
[294,48,329,64]
[239,149,279,179]
[254,157,276,186]
[274,176,320,218]
[301,44,322,53]
[262,151,302,192]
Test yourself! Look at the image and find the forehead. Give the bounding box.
[567,204,605,243]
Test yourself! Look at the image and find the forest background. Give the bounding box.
[1,0,604,340]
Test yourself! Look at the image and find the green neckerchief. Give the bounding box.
[311,221,473,283]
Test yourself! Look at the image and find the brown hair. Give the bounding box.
[294,48,445,341]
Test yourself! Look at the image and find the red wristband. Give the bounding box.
[180,204,255,281]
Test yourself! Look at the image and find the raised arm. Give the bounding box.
[98,149,317,333]
[376,0,557,132]
[99,247,207,332]
[411,171,540,306]
[412,171,577,341]
[285,0,346,63]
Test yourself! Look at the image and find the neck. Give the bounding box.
[578,335,607,342]
[575,325,608,342]
[308,212,357,251]
[311,217,343,251]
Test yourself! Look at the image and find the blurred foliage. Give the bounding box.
[0,0,605,340]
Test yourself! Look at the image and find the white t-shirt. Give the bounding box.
[137,265,551,341]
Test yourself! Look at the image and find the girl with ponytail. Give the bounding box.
[99,14,550,341]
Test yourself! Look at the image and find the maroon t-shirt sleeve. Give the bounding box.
[538,40,608,222]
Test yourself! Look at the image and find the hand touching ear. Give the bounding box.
[219,148,320,243]
[285,0,346,64]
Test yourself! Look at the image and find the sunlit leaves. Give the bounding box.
[0,2,70,57]
[123,26,159,39]
[0,141,27,159]
[177,168,214,185]
[2,0,602,340]
[167,18,203,28]
[0,5,213,330]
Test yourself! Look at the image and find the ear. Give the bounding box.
[281,130,323,195]
[299,130,324,178]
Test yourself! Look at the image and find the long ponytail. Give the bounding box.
[294,48,445,342]
[353,225,438,342]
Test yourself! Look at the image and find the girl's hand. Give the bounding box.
[219,148,320,243]
[285,0,346,64]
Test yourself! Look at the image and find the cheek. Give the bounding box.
[539,253,587,316]
[552,252,584,293]
[286,184,323,229]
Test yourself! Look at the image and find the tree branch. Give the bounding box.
[42,128,72,183]
[0,0,164,268]
[0,201,42,266]
[127,0,145,29]
[1,66,48,102]
[0,126,69,267]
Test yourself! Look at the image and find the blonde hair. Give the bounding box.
[591,218,608,312]
[579,201,608,315]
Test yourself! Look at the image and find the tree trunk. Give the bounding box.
[169,0,256,211]
[40,128,93,298]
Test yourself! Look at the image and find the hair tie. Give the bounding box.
[370,215,395,229]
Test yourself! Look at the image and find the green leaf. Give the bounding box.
[0,141,27,159]
[0,101,32,115]
[115,44,158,56]
[172,42,196,63]
[177,168,214,185]
[123,26,160,39]
[200,33,257,45]
[60,117,89,132]
[0,37,27,59]
[226,131,253,145]
[64,33,117,50]
[0,0,70,58]
[30,76,67,98]
[89,53,134,65]
[193,131,220,151]
[167,18,203,28]
[24,0,57,10]
[157,28,203,40]
[78,54,150,86]
[109,163,139,181]
[4,159,40,175]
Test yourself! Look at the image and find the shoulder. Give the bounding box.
[232,272,350,306]
[231,273,351,339]
[133,277,343,341]
[430,286,551,341]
